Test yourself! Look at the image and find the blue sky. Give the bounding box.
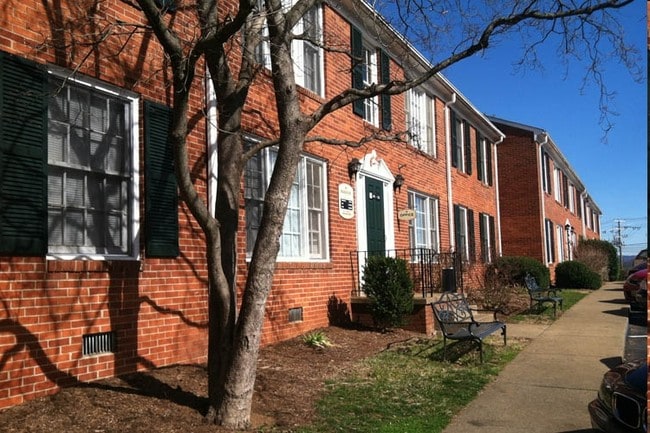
[440,0,647,257]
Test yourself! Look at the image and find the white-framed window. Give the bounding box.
[476,134,492,185]
[360,42,379,125]
[293,5,323,95]
[47,70,139,258]
[450,110,469,174]
[408,191,439,252]
[253,0,324,96]
[454,204,474,262]
[406,89,436,156]
[544,219,555,264]
[479,213,495,263]
[568,183,575,213]
[585,205,592,229]
[541,151,551,194]
[556,224,565,262]
[553,168,562,202]
[245,146,328,260]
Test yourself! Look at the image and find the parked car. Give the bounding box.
[589,360,647,433]
[623,268,647,304]
[627,261,648,276]
[633,249,647,267]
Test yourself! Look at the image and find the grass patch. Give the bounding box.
[509,289,589,323]
[300,337,523,433]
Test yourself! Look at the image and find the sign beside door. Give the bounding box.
[338,183,354,219]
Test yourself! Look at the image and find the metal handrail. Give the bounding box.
[350,249,463,298]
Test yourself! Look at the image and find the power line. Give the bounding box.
[605,219,642,268]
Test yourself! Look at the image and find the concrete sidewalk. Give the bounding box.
[443,282,630,433]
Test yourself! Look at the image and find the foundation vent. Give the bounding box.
[82,331,116,356]
[288,307,303,323]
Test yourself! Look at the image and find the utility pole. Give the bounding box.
[611,219,641,270]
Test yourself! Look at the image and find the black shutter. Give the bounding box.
[464,121,472,175]
[379,49,391,131]
[350,26,364,117]
[467,208,475,262]
[145,101,179,258]
[453,204,461,255]
[0,51,47,256]
[486,141,493,186]
[450,111,458,168]
[489,215,496,261]
[476,130,484,182]
[478,212,485,262]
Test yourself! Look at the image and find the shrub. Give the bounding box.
[361,255,414,330]
[554,261,602,289]
[302,330,333,349]
[576,239,619,281]
[485,256,551,289]
[574,242,608,280]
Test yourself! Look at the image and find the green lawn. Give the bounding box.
[294,289,589,433]
[509,289,589,323]
[299,338,522,433]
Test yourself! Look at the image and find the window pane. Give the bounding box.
[65,172,85,208]
[64,210,84,245]
[68,87,87,128]
[48,211,63,245]
[47,76,132,255]
[69,127,89,166]
[47,122,67,163]
[48,172,63,206]
[90,94,107,133]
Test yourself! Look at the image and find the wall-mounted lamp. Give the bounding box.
[347,158,361,180]
[393,173,405,192]
[564,222,572,260]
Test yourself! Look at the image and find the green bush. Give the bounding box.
[362,256,414,330]
[554,261,602,289]
[485,256,551,289]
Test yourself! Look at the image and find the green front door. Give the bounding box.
[365,177,385,253]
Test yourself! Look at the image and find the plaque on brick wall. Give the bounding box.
[398,209,416,221]
[339,183,354,219]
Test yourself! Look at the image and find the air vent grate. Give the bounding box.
[82,331,116,356]
[288,307,303,323]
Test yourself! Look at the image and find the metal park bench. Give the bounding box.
[430,292,507,363]
[524,273,563,317]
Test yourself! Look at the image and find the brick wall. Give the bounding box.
[0,1,503,409]
[495,125,545,261]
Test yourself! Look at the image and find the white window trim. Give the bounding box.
[480,213,492,263]
[556,224,565,262]
[479,137,489,185]
[254,0,324,96]
[541,152,551,194]
[46,66,140,261]
[361,41,379,126]
[245,146,329,262]
[408,190,440,252]
[454,115,466,173]
[457,206,470,261]
[291,4,324,96]
[553,168,562,202]
[406,89,436,157]
[544,219,554,264]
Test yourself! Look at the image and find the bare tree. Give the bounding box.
[43,0,636,428]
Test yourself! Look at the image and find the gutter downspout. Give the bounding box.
[445,93,457,253]
[492,134,504,257]
[535,132,549,263]
[579,190,588,236]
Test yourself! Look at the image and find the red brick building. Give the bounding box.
[0,1,506,409]
[489,117,601,277]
